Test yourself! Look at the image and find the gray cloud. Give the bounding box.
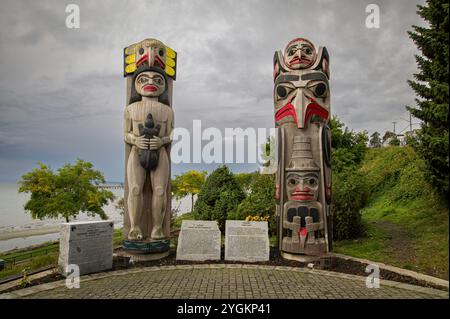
[0,0,426,181]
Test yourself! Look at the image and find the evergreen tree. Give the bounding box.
[407,0,449,195]
[193,165,245,231]
[369,131,382,148]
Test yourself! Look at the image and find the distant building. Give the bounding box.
[382,130,419,147]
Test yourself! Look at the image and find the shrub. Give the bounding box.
[332,168,368,240]
[193,166,245,231]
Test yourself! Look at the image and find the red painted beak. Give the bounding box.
[136,54,149,67]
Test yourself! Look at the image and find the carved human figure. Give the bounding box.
[123,66,174,240]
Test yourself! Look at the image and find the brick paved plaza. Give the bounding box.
[1,264,447,299]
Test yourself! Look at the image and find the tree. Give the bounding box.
[193,165,245,231]
[369,132,382,148]
[114,197,125,215]
[172,170,207,212]
[407,0,449,196]
[330,116,368,173]
[234,172,256,193]
[18,159,115,222]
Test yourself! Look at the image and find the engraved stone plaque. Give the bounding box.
[225,220,270,262]
[176,220,221,261]
[58,220,114,277]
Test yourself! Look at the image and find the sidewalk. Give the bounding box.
[1,264,448,299]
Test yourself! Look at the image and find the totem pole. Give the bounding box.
[122,38,177,260]
[273,38,332,258]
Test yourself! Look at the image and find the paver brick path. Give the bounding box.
[1,265,448,299]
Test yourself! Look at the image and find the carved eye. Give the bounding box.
[276,85,294,100]
[139,47,144,55]
[159,49,164,56]
[303,47,312,55]
[154,77,163,85]
[137,76,148,84]
[288,178,297,186]
[308,178,317,186]
[310,82,327,98]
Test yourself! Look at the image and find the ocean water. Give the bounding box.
[0,182,191,252]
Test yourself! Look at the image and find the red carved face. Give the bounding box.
[286,172,320,202]
[284,38,316,70]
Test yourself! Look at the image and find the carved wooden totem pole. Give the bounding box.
[273,38,332,258]
[122,38,177,260]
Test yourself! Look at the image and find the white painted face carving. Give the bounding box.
[286,171,320,202]
[284,38,316,70]
[135,71,166,97]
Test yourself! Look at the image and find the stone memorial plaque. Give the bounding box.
[176,220,221,261]
[58,220,114,277]
[225,220,270,262]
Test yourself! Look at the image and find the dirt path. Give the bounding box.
[373,220,416,266]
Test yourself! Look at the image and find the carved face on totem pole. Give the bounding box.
[286,172,319,202]
[283,38,317,69]
[124,38,177,79]
[273,39,330,129]
[135,39,167,71]
[285,135,320,202]
[274,72,330,129]
[134,71,167,97]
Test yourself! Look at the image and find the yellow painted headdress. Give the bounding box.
[123,38,177,80]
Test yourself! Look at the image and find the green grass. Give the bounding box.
[0,241,58,260]
[113,228,123,246]
[1,228,124,280]
[0,252,58,280]
[334,221,395,263]
[334,146,449,279]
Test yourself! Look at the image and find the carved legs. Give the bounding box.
[150,148,169,239]
[127,147,146,240]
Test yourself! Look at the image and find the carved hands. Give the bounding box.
[135,135,151,150]
[126,133,170,150]
[149,136,163,150]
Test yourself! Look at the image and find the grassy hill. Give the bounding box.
[334,146,449,279]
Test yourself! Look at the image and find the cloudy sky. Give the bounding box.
[0,0,426,182]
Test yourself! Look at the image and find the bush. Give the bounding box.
[193,166,245,231]
[330,116,368,173]
[330,116,369,240]
[332,168,368,240]
[234,174,276,235]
